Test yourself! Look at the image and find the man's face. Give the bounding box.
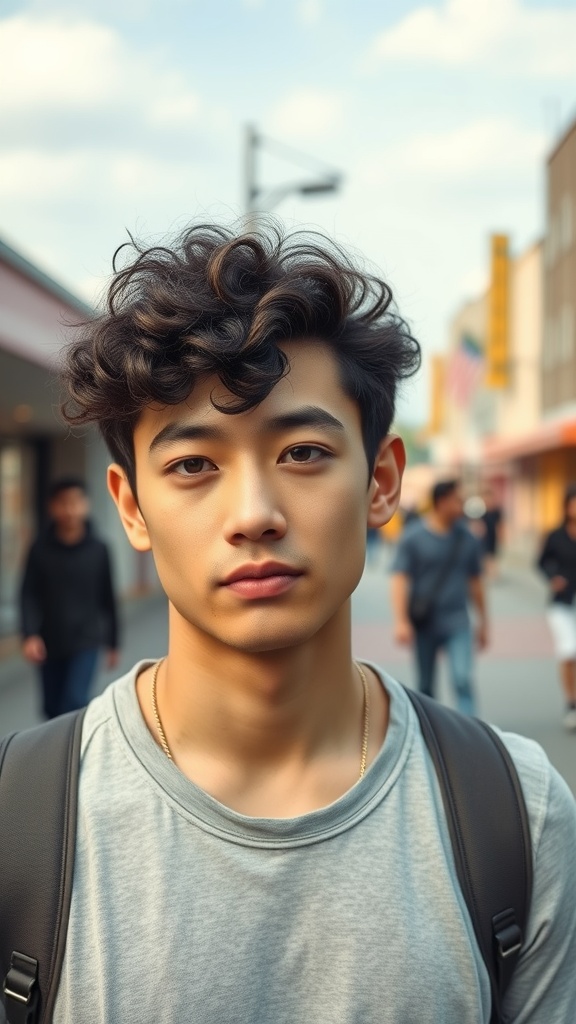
[566,497,576,525]
[49,487,89,532]
[117,342,400,654]
[440,488,464,524]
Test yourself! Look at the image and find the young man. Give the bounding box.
[537,483,576,730]
[479,486,504,580]
[20,477,119,718]
[390,479,487,715]
[5,226,574,1022]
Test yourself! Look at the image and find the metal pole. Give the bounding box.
[243,123,342,227]
[244,124,258,231]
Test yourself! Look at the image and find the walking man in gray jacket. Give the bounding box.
[391,479,487,714]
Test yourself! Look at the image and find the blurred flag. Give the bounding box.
[447,333,485,406]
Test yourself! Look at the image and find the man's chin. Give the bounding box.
[218,626,318,654]
[170,599,340,653]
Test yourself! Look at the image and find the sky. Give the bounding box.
[2,0,576,425]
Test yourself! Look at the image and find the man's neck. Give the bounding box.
[426,511,453,534]
[136,602,389,817]
[566,522,576,541]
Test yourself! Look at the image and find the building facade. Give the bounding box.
[425,118,576,565]
[485,121,576,553]
[428,237,545,561]
[543,122,576,416]
[0,237,155,640]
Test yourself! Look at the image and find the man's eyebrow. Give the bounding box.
[148,405,345,455]
[263,406,345,434]
[149,422,224,454]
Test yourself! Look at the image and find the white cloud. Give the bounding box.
[371,0,576,77]
[107,154,196,198]
[359,118,546,185]
[0,11,231,300]
[0,17,126,110]
[0,15,200,119]
[297,0,324,26]
[147,83,200,128]
[269,89,342,139]
[0,150,88,198]
[0,148,197,201]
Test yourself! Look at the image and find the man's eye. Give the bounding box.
[282,446,328,464]
[172,458,216,476]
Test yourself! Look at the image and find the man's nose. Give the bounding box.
[222,470,287,543]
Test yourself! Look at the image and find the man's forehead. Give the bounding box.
[51,487,86,500]
[137,341,357,441]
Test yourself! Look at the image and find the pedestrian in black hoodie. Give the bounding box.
[20,477,119,718]
[537,482,576,731]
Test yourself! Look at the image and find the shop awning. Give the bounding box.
[483,418,576,462]
[0,238,93,369]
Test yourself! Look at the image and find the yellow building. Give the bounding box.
[427,118,576,564]
[428,237,548,561]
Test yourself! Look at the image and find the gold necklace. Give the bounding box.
[356,662,370,780]
[151,658,172,761]
[151,658,371,779]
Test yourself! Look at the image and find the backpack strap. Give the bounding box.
[0,709,86,1024]
[405,689,533,1024]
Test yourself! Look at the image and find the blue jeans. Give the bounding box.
[40,648,100,719]
[414,626,476,716]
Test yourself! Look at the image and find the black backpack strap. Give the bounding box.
[0,709,86,1024]
[405,689,533,1024]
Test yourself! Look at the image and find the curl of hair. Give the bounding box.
[61,222,421,489]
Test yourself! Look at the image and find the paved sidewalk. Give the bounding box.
[356,549,575,793]
[0,592,168,736]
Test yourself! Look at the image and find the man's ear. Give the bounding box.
[107,464,152,552]
[367,435,406,528]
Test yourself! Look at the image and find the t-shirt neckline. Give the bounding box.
[110,660,415,849]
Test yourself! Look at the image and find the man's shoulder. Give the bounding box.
[455,521,477,541]
[82,664,142,737]
[397,519,427,547]
[26,534,50,557]
[450,522,481,559]
[399,520,472,551]
[80,662,155,760]
[493,728,575,854]
[84,531,109,553]
[544,524,566,544]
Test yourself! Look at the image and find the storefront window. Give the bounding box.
[0,443,34,635]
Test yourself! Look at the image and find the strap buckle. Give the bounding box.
[3,952,39,1016]
[493,908,523,960]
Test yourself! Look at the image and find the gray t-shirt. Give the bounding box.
[392,521,483,633]
[3,663,575,1023]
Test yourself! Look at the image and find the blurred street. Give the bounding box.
[1,548,574,794]
[357,550,576,795]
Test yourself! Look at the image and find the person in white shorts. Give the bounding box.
[537,484,576,730]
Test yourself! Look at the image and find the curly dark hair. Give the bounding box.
[62,222,421,492]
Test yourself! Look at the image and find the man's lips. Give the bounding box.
[219,563,303,599]
[221,562,303,586]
